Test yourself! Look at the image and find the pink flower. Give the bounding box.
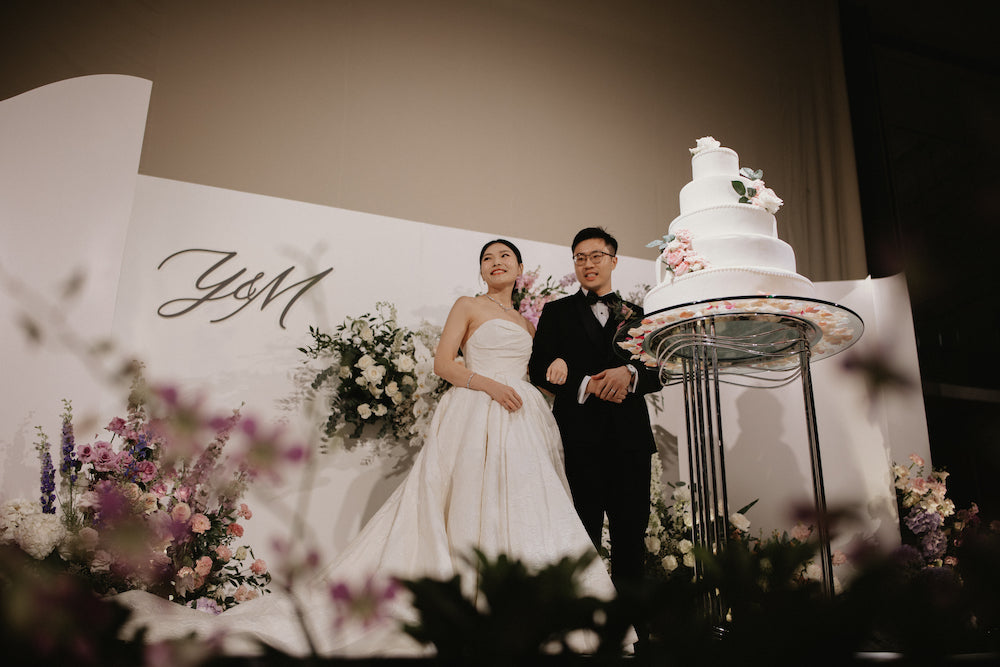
[329,575,400,630]
[91,442,118,472]
[910,477,929,494]
[134,460,157,483]
[149,482,168,498]
[76,443,94,462]
[215,545,233,562]
[171,502,192,523]
[790,523,813,542]
[238,503,253,520]
[190,513,211,534]
[194,555,213,577]
[234,584,259,602]
[106,417,127,435]
[174,486,191,502]
[175,566,203,596]
[909,453,926,467]
[672,261,690,276]
[228,522,244,537]
[832,550,848,566]
[250,558,267,576]
[559,273,577,287]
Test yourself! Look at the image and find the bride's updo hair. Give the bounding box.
[479,238,523,265]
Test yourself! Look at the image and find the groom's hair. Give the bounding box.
[572,227,618,254]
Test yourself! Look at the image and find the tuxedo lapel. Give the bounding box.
[573,290,605,349]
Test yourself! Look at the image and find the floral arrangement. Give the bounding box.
[732,166,783,214]
[890,452,997,569]
[299,302,449,457]
[647,229,709,277]
[513,268,577,327]
[639,452,754,580]
[0,386,278,612]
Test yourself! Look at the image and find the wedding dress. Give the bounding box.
[117,318,618,656]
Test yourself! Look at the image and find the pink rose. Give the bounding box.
[909,453,925,467]
[215,545,233,562]
[250,558,267,576]
[190,513,211,534]
[227,522,244,537]
[149,482,168,498]
[672,261,690,276]
[134,460,157,483]
[238,503,253,520]
[832,550,848,566]
[106,417,127,435]
[76,443,94,462]
[171,502,192,523]
[790,523,813,542]
[174,486,191,502]
[194,555,213,577]
[91,443,118,472]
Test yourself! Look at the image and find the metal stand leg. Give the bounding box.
[681,317,731,623]
[798,341,835,597]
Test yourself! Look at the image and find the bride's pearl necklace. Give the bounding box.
[484,294,514,311]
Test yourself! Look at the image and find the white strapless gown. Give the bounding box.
[117,319,618,656]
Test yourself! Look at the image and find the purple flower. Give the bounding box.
[39,451,56,514]
[921,529,948,560]
[194,597,223,615]
[60,400,78,485]
[904,507,943,535]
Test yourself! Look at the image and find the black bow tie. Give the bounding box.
[585,291,619,307]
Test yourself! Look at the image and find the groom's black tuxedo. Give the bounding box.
[529,289,661,586]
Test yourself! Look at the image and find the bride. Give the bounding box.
[118,239,622,657]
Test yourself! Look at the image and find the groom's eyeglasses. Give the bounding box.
[572,251,615,266]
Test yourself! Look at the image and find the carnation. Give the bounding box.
[250,558,268,575]
[190,513,211,534]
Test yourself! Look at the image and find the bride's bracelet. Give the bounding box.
[466,372,476,389]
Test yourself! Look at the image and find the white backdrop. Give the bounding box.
[1,75,928,565]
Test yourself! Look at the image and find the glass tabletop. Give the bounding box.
[615,294,864,375]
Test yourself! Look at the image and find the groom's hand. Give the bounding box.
[588,367,631,403]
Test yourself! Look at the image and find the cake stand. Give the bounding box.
[615,294,863,613]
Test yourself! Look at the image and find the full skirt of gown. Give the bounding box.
[117,319,619,657]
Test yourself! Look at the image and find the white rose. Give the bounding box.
[690,136,721,155]
[401,376,415,387]
[672,486,691,503]
[90,549,112,573]
[644,536,661,554]
[394,355,416,373]
[683,552,696,568]
[683,512,693,528]
[360,325,374,343]
[661,555,678,572]
[729,512,751,532]
[235,545,248,560]
[678,539,693,554]
[362,364,386,386]
[373,404,388,417]
[754,187,783,214]
[15,512,66,560]
[357,404,373,419]
[356,354,375,370]
[339,365,352,379]
[385,381,400,398]
[804,562,822,581]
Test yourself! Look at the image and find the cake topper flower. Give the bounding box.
[689,136,721,155]
[646,229,709,277]
[732,167,783,214]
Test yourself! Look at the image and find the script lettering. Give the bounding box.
[157,249,332,329]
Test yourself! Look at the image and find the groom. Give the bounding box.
[529,227,660,593]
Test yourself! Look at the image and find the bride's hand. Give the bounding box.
[485,378,523,412]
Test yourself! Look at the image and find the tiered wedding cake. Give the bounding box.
[642,137,815,314]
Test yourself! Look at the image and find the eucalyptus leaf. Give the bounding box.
[732,181,746,196]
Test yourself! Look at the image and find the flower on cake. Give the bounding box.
[646,229,710,277]
[733,167,783,214]
[689,136,721,155]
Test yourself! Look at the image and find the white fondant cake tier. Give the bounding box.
[691,146,738,179]
[679,175,751,214]
[668,204,776,238]
[644,266,816,313]
[668,234,797,273]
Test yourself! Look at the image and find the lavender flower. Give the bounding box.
[60,399,78,487]
[921,529,948,560]
[904,507,943,535]
[39,451,56,514]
